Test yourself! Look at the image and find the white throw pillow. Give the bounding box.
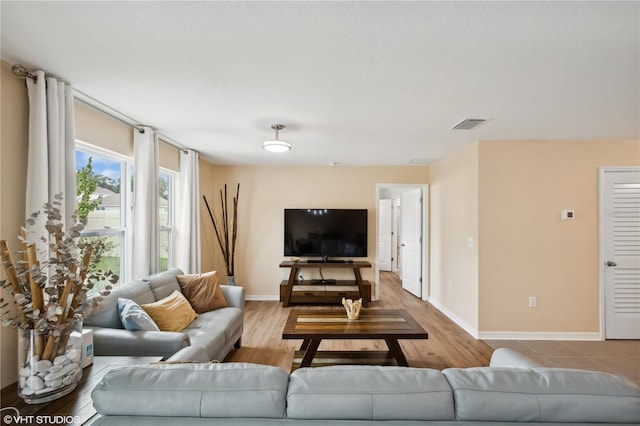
[117,298,160,331]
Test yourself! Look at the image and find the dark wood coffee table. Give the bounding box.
[282,309,428,370]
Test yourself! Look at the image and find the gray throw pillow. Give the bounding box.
[117,298,160,331]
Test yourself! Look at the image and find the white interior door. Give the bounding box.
[601,167,640,339]
[378,199,392,271]
[400,188,422,297]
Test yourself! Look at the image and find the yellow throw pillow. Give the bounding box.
[177,271,228,314]
[141,290,197,332]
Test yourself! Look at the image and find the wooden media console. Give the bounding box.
[279,260,372,307]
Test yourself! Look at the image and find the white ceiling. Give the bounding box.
[2,1,638,166]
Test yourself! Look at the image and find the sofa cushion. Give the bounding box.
[117,298,160,331]
[287,365,454,420]
[84,280,154,329]
[188,307,243,344]
[144,268,184,301]
[443,367,640,423]
[141,290,197,332]
[92,363,289,419]
[177,271,228,313]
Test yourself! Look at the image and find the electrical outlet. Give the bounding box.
[528,296,537,308]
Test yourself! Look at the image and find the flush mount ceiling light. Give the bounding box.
[263,124,292,153]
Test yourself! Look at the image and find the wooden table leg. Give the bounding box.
[300,339,321,367]
[353,267,368,307]
[282,266,298,307]
[385,339,408,366]
[300,338,311,351]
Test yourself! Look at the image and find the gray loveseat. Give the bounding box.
[90,348,639,425]
[83,268,244,361]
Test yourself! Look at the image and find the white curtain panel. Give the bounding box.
[132,126,160,279]
[26,71,77,258]
[177,149,201,274]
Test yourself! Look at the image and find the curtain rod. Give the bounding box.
[12,63,192,154]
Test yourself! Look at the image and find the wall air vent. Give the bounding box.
[451,118,486,130]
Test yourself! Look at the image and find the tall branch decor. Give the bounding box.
[203,183,240,278]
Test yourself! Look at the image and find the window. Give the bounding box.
[159,170,175,272]
[76,144,131,290]
[75,142,177,286]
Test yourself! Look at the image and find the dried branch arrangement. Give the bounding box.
[203,183,240,277]
[0,194,117,361]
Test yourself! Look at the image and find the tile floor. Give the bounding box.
[484,339,640,386]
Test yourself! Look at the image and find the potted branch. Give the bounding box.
[0,195,117,403]
[203,183,240,285]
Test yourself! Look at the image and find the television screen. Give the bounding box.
[284,209,368,257]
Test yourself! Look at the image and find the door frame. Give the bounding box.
[375,183,429,301]
[598,166,640,340]
[377,198,393,271]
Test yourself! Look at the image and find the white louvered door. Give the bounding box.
[601,168,640,339]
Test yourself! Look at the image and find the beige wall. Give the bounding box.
[1,61,29,387]
[429,142,479,332]
[75,100,133,157]
[75,100,180,171]
[478,139,640,333]
[199,165,429,297]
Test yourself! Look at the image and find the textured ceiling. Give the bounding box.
[1,1,638,165]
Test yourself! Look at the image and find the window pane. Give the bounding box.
[159,229,170,272]
[76,151,122,227]
[81,233,122,294]
[159,173,170,227]
[76,147,126,285]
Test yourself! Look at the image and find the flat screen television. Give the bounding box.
[284,209,368,258]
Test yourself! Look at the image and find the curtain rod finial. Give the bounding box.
[12,64,37,82]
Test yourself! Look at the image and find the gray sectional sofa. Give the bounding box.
[83,268,244,361]
[90,348,639,425]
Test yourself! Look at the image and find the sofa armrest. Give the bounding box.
[220,285,245,310]
[489,347,541,368]
[91,327,191,359]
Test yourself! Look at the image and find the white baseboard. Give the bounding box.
[478,331,602,341]
[427,297,479,339]
[426,298,602,341]
[246,295,280,301]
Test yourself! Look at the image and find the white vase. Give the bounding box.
[17,319,83,404]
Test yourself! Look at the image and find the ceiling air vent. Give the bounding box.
[451,118,486,130]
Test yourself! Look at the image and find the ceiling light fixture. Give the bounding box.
[263,124,292,153]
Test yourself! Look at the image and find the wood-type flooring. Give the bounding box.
[229,271,639,386]
[227,271,494,370]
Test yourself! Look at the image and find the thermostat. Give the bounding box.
[561,210,574,220]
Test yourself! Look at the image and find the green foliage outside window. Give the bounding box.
[76,157,102,220]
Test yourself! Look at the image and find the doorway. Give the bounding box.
[600,167,640,339]
[375,184,429,301]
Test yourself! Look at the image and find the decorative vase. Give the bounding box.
[226,276,236,286]
[17,319,83,404]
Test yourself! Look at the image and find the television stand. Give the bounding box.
[279,260,371,307]
[307,258,347,264]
